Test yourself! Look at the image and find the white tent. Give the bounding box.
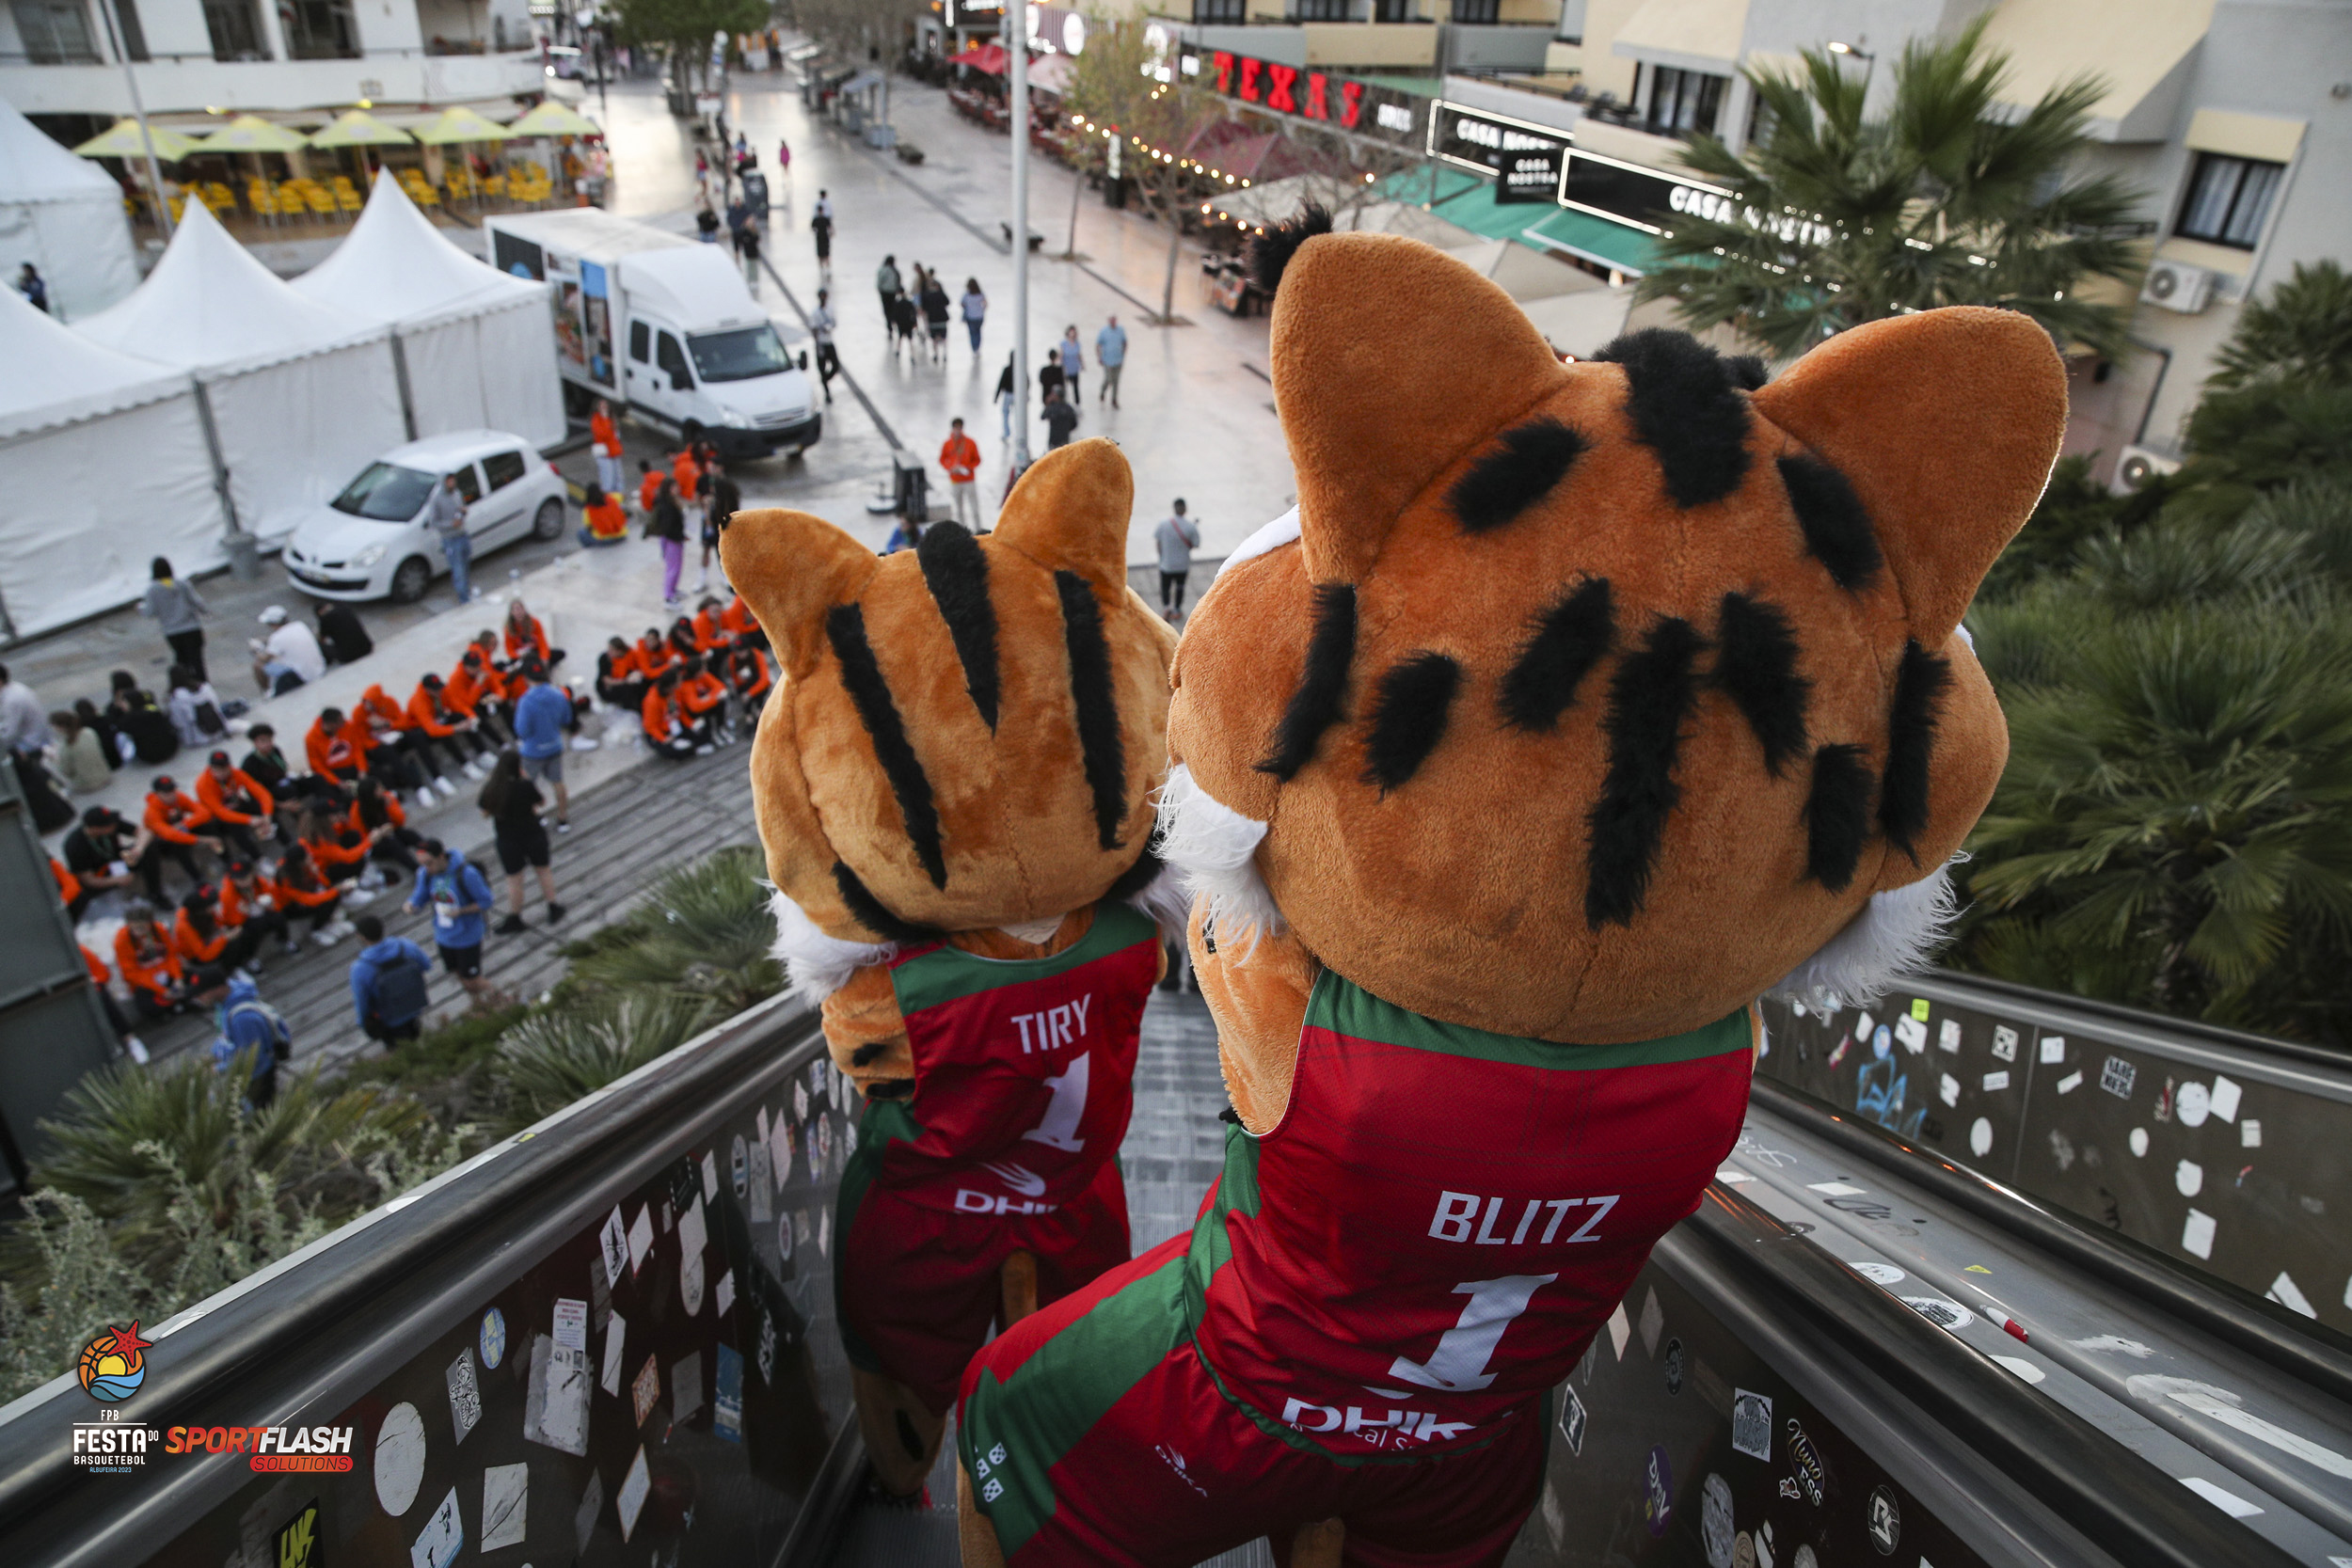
[75,200,407,542]
[293,172,565,448]
[0,93,139,321]
[0,286,226,637]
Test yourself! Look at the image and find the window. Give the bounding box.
[656,331,693,388]
[202,0,269,59]
[2175,151,2283,249]
[1452,0,1499,20]
[628,320,651,363]
[331,464,436,521]
[1373,0,1413,18]
[1644,65,1726,137]
[448,465,484,504]
[279,0,358,59]
[113,0,150,61]
[688,325,793,384]
[481,451,529,491]
[1292,0,1351,17]
[11,0,99,62]
[1192,0,1245,19]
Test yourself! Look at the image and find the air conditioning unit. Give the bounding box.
[2114,444,2182,492]
[2140,260,2214,314]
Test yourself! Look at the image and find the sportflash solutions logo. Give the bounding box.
[68,1322,355,1476]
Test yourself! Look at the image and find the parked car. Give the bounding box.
[282,431,569,604]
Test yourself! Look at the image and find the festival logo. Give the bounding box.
[78,1322,151,1402]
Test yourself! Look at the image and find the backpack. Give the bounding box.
[212,997,291,1078]
[372,952,430,1027]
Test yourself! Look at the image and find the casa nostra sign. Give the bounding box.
[1428,102,1567,203]
[1561,146,1834,246]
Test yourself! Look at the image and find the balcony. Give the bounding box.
[0,47,546,115]
[1180,17,1440,71]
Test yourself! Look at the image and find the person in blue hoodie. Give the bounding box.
[208,974,290,1111]
[405,836,497,1012]
[348,913,433,1047]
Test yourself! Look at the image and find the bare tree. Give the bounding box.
[1063,17,1225,325]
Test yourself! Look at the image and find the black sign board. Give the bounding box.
[1563,147,1833,246]
[1427,102,1568,203]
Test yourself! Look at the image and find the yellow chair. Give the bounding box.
[332,177,362,213]
[305,184,337,217]
[409,180,441,208]
[167,194,186,222]
[482,172,505,198]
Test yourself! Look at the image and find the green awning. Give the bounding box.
[1431,185,1559,245]
[1521,206,1661,277]
[1377,163,1482,208]
[1348,73,1444,98]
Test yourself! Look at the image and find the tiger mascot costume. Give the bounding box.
[952,214,2067,1564]
[720,439,1184,1497]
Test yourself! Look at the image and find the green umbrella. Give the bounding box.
[504,100,600,137]
[310,108,415,148]
[72,119,204,161]
[414,106,512,146]
[197,114,311,153]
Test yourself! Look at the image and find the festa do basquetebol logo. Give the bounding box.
[71,1322,355,1475]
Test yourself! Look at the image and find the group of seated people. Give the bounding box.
[594,593,773,760]
[54,601,584,1028]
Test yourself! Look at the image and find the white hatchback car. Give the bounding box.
[282,430,570,603]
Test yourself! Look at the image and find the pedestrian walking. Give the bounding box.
[1155,498,1200,618]
[208,974,289,1110]
[1039,348,1065,404]
[479,749,564,931]
[812,194,833,271]
[512,658,575,829]
[876,253,902,327]
[1096,314,1128,408]
[1041,385,1079,450]
[778,136,792,174]
[591,398,625,496]
[697,457,739,592]
[695,203,721,243]
[647,477,687,604]
[17,261,48,313]
[424,473,473,602]
[248,604,325,695]
[961,277,987,353]
[1058,325,1085,404]
[920,273,951,362]
[140,557,210,679]
[994,353,1017,441]
[739,216,762,283]
[809,289,838,403]
[348,914,431,1048]
[941,418,982,530]
[405,837,498,1012]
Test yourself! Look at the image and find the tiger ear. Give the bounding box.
[1268,230,1565,581]
[1750,307,2067,644]
[990,436,1133,591]
[718,509,880,677]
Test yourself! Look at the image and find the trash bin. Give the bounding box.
[222,531,262,581]
[893,451,930,522]
[740,170,769,212]
[866,121,898,151]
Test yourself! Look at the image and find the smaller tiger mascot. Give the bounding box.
[952,215,2067,1565]
[720,439,1184,1497]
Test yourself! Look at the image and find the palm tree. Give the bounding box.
[2209,261,2352,391]
[1638,18,2146,362]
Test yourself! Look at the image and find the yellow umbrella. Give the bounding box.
[504,100,601,137]
[197,114,311,153]
[414,106,513,145]
[310,108,415,148]
[72,119,204,161]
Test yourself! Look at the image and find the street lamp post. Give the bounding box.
[1826,40,1878,100]
[1009,2,1031,470]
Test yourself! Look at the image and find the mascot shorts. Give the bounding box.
[958,1234,1546,1568]
[836,1155,1130,1416]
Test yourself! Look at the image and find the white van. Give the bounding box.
[483,210,822,462]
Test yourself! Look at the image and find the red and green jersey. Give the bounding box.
[1186,969,1755,1462]
[870,901,1159,1217]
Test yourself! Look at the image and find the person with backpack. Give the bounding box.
[406,837,498,1011]
[209,974,289,1110]
[349,914,432,1048]
[164,665,230,751]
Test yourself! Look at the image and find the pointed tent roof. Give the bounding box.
[292,169,546,327]
[74,198,383,373]
[0,282,187,440]
[0,91,127,202]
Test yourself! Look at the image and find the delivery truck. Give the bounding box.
[483,210,821,461]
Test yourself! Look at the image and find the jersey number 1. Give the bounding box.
[1021,1053,1090,1152]
[1386,1274,1558,1393]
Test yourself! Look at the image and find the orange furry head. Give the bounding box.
[1162,229,2066,1043]
[722,439,1178,950]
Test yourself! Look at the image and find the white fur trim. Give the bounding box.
[1000,914,1065,946]
[1152,763,1284,948]
[1766,860,1962,1010]
[1123,855,1196,943]
[768,886,897,1009]
[1216,506,1300,579]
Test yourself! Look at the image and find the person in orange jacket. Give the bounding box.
[307,707,365,788]
[632,626,678,682]
[139,775,212,898]
[636,458,664,515]
[52,856,86,920]
[220,858,297,958]
[642,670,699,759]
[719,590,765,651]
[675,655,731,743]
[940,416,983,531]
[591,398,624,496]
[410,673,498,773]
[298,805,382,892]
[358,683,458,800]
[727,641,773,721]
[174,881,269,988]
[274,842,351,945]
[115,900,193,1019]
[503,597,562,670]
[691,595,733,655]
[350,777,424,878]
[672,445,702,528]
[195,750,277,857]
[445,650,515,748]
[596,635,649,716]
[79,943,150,1063]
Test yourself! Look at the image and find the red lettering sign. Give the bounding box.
[1339,79,1365,129]
[1239,55,1262,103]
[1213,50,1234,94]
[1265,62,1299,114]
[1304,71,1329,120]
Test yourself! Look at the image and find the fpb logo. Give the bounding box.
[77,1322,151,1402]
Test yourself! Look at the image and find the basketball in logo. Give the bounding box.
[77,1322,152,1402]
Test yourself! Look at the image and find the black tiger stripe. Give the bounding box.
[825,603,947,889]
[1777,453,1883,592]
[1501,578,1613,731]
[1257,581,1357,780]
[1104,838,1165,903]
[832,861,942,943]
[1585,617,1704,928]
[1592,328,1752,508]
[1447,417,1589,533]
[1880,640,1952,860]
[1361,651,1462,793]
[1056,570,1129,850]
[916,520,1001,729]
[1714,592,1810,776]
[1804,743,1875,891]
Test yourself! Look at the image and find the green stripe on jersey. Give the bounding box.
[959,1251,1190,1557]
[1305,969,1751,1070]
[833,1097,923,1372]
[889,902,1158,1019]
